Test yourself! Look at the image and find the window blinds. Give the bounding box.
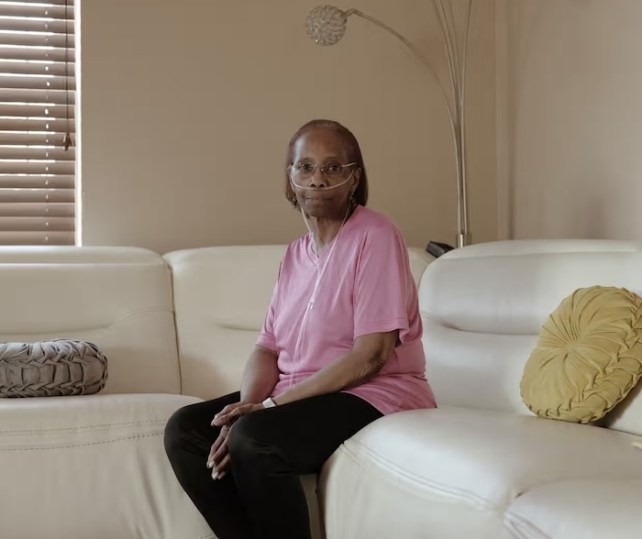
[0,0,75,245]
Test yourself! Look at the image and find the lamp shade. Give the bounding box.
[305,5,348,46]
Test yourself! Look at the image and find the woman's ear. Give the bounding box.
[352,168,361,192]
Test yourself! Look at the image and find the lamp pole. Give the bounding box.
[306,2,473,248]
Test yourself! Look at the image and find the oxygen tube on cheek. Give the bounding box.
[289,174,354,191]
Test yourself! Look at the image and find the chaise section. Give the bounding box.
[0,246,195,539]
[0,393,211,539]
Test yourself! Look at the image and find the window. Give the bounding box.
[0,0,76,245]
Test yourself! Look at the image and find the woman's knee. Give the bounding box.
[164,404,198,454]
[228,414,268,464]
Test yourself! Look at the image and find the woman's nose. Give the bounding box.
[309,168,328,188]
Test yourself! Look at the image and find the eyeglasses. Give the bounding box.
[288,161,357,182]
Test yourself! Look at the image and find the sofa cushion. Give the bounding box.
[521,286,642,423]
[0,393,212,539]
[0,340,108,397]
[505,478,642,539]
[164,246,287,399]
[320,406,642,539]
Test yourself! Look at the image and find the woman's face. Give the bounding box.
[290,128,359,220]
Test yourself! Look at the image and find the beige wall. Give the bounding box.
[503,0,642,240]
[80,0,497,253]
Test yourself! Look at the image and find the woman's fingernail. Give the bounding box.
[206,460,213,469]
[211,470,218,480]
[218,471,227,480]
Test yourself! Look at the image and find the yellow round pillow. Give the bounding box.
[521,286,642,423]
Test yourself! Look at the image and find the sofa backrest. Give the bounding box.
[0,246,181,394]
[419,239,642,436]
[165,246,433,400]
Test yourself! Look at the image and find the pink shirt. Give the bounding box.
[257,206,437,415]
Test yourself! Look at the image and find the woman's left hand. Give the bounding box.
[211,402,265,427]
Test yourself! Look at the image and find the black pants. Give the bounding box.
[164,391,382,539]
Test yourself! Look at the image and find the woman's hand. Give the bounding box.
[211,402,264,428]
[207,401,266,479]
[207,425,231,480]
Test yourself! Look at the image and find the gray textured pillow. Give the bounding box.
[0,340,108,398]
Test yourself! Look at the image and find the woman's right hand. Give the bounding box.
[210,401,251,428]
[212,401,264,427]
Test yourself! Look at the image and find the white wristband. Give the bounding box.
[262,397,277,409]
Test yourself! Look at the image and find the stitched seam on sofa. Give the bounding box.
[0,431,163,451]
[503,510,553,539]
[343,439,498,511]
[0,418,168,434]
[0,261,166,267]
[0,306,174,334]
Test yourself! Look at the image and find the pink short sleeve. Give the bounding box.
[353,223,415,342]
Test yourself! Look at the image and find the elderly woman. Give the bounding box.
[164,119,436,539]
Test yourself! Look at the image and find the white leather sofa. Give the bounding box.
[1,240,642,539]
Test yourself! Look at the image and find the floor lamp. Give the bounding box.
[305,2,473,250]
